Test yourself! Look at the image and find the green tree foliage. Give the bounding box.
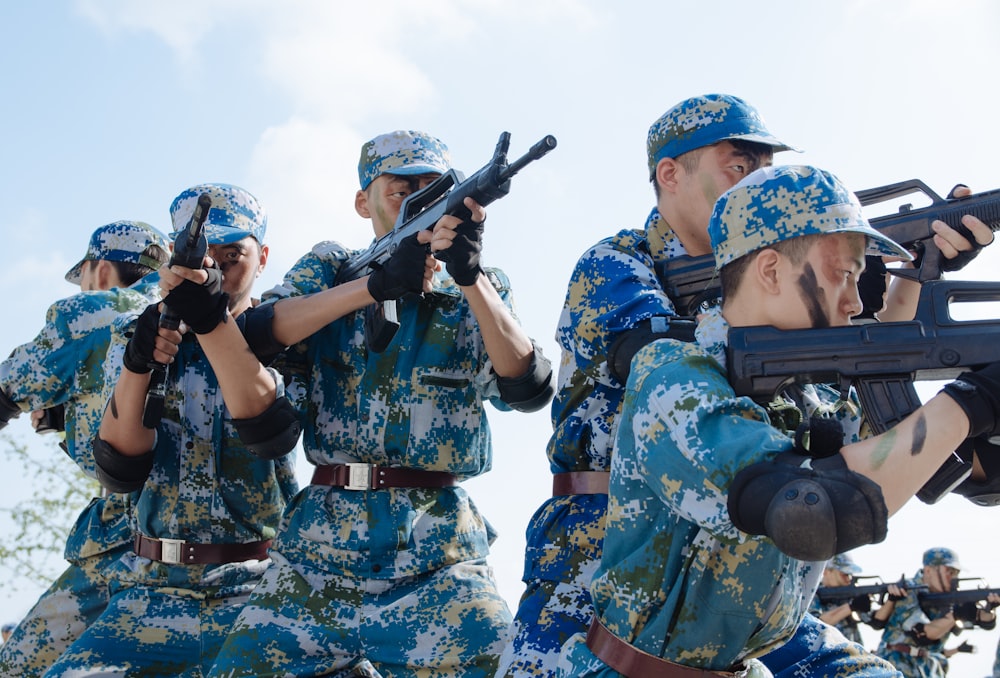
[0,431,100,586]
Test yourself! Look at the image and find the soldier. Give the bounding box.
[46,183,301,675]
[207,130,553,677]
[557,165,1000,676]
[876,547,999,677]
[0,220,168,676]
[808,553,883,645]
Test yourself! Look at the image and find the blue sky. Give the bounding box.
[3,0,1000,671]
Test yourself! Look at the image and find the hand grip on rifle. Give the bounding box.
[142,193,212,428]
[343,132,557,353]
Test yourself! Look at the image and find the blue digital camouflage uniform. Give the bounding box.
[496,209,686,676]
[556,308,898,677]
[0,273,160,676]
[45,304,299,677]
[874,570,958,677]
[206,241,522,678]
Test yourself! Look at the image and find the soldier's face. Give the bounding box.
[774,234,866,330]
[356,173,441,238]
[208,236,267,313]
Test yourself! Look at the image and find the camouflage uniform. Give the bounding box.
[873,570,954,677]
[0,221,166,676]
[207,242,524,677]
[46,185,299,677]
[807,554,867,645]
[497,96,879,678]
[208,129,551,677]
[557,166,908,677]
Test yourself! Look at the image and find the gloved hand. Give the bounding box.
[941,361,1000,438]
[955,641,975,653]
[849,594,872,613]
[123,303,162,374]
[367,234,429,302]
[941,183,989,273]
[441,218,484,286]
[163,267,230,334]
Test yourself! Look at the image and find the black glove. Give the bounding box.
[441,218,484,286]
[941,183,989,273]
[163,267,229,334]
[888,589,907,602]
[956,641,975,653]
[367,234,428,303]
[123,303,162,374]
[849,594,872,613]
[941,361,1000,438]
[854,255,888,321]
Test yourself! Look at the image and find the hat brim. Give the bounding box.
[383,164,447,178]
[846,225,915,261]
[201,225,257,246]
[728,132,802,154]
[64,259,87,285]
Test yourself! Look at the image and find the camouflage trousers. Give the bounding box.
[0,546,125,677]
[876,647,946,678]
[44,584,249,677]
[495,494,605,677]
[207,550,512,678]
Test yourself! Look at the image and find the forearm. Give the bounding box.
[270,278,371,346]
[879,276,920,322]
[841,393,968,514]
[923,615,957,640]
[99,368,156,455]
[462,276,532,377]
[196,318,277,419]
[819,604,853,625]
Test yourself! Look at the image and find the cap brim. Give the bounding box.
[64,259,85,284]
[200,225,255,245]
[384,163,446,177]
[855,226,915,261]
[730,133,802,154]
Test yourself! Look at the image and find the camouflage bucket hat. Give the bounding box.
[829,553,862,575]
[65,220,170,284]
[170,183,266,246]
[647,93,800,179]
[709,165,914,270]
[923,547,962,569]
[358,130,452,190]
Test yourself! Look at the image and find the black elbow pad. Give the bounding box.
[497,346,554,413]
[240,303,286,365]
[727,452,888,561]
[0,389,21,430]
[232,396,301,459]
[607,316,697,384]
[93,437,155,493]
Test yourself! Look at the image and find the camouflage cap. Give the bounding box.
[358,130,451,190]
[923,547,962,569]
[65,220,170,284]
[709,165,914,270]
[828,553,862,575]
[170,183,266,246]
[647,93,799,179]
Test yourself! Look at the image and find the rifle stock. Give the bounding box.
[335,132,557,352]
[728,279,1000,503]
[658,180,1000,315]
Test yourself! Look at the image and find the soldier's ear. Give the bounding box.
[355,189,371,219]
[655,157,682,194]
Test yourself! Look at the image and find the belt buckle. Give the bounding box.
[159,538,185,564]
[909,646,921,658]
[345,463,373,491]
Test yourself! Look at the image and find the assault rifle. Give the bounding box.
[658,180,1000,315]
[920,586,1000,608]
[142,193,212,428]
[335,131,557,352]
[728,278,1000,504]
[817,577,925,605]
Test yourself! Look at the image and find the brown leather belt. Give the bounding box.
[134,534,271,565]
[311,464,458,490]
[553,471,610,496]
[586,617,746,677]
[886,643,929,658]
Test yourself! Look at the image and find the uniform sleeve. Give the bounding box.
[262,241,352,302]
[625,338,793,542]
